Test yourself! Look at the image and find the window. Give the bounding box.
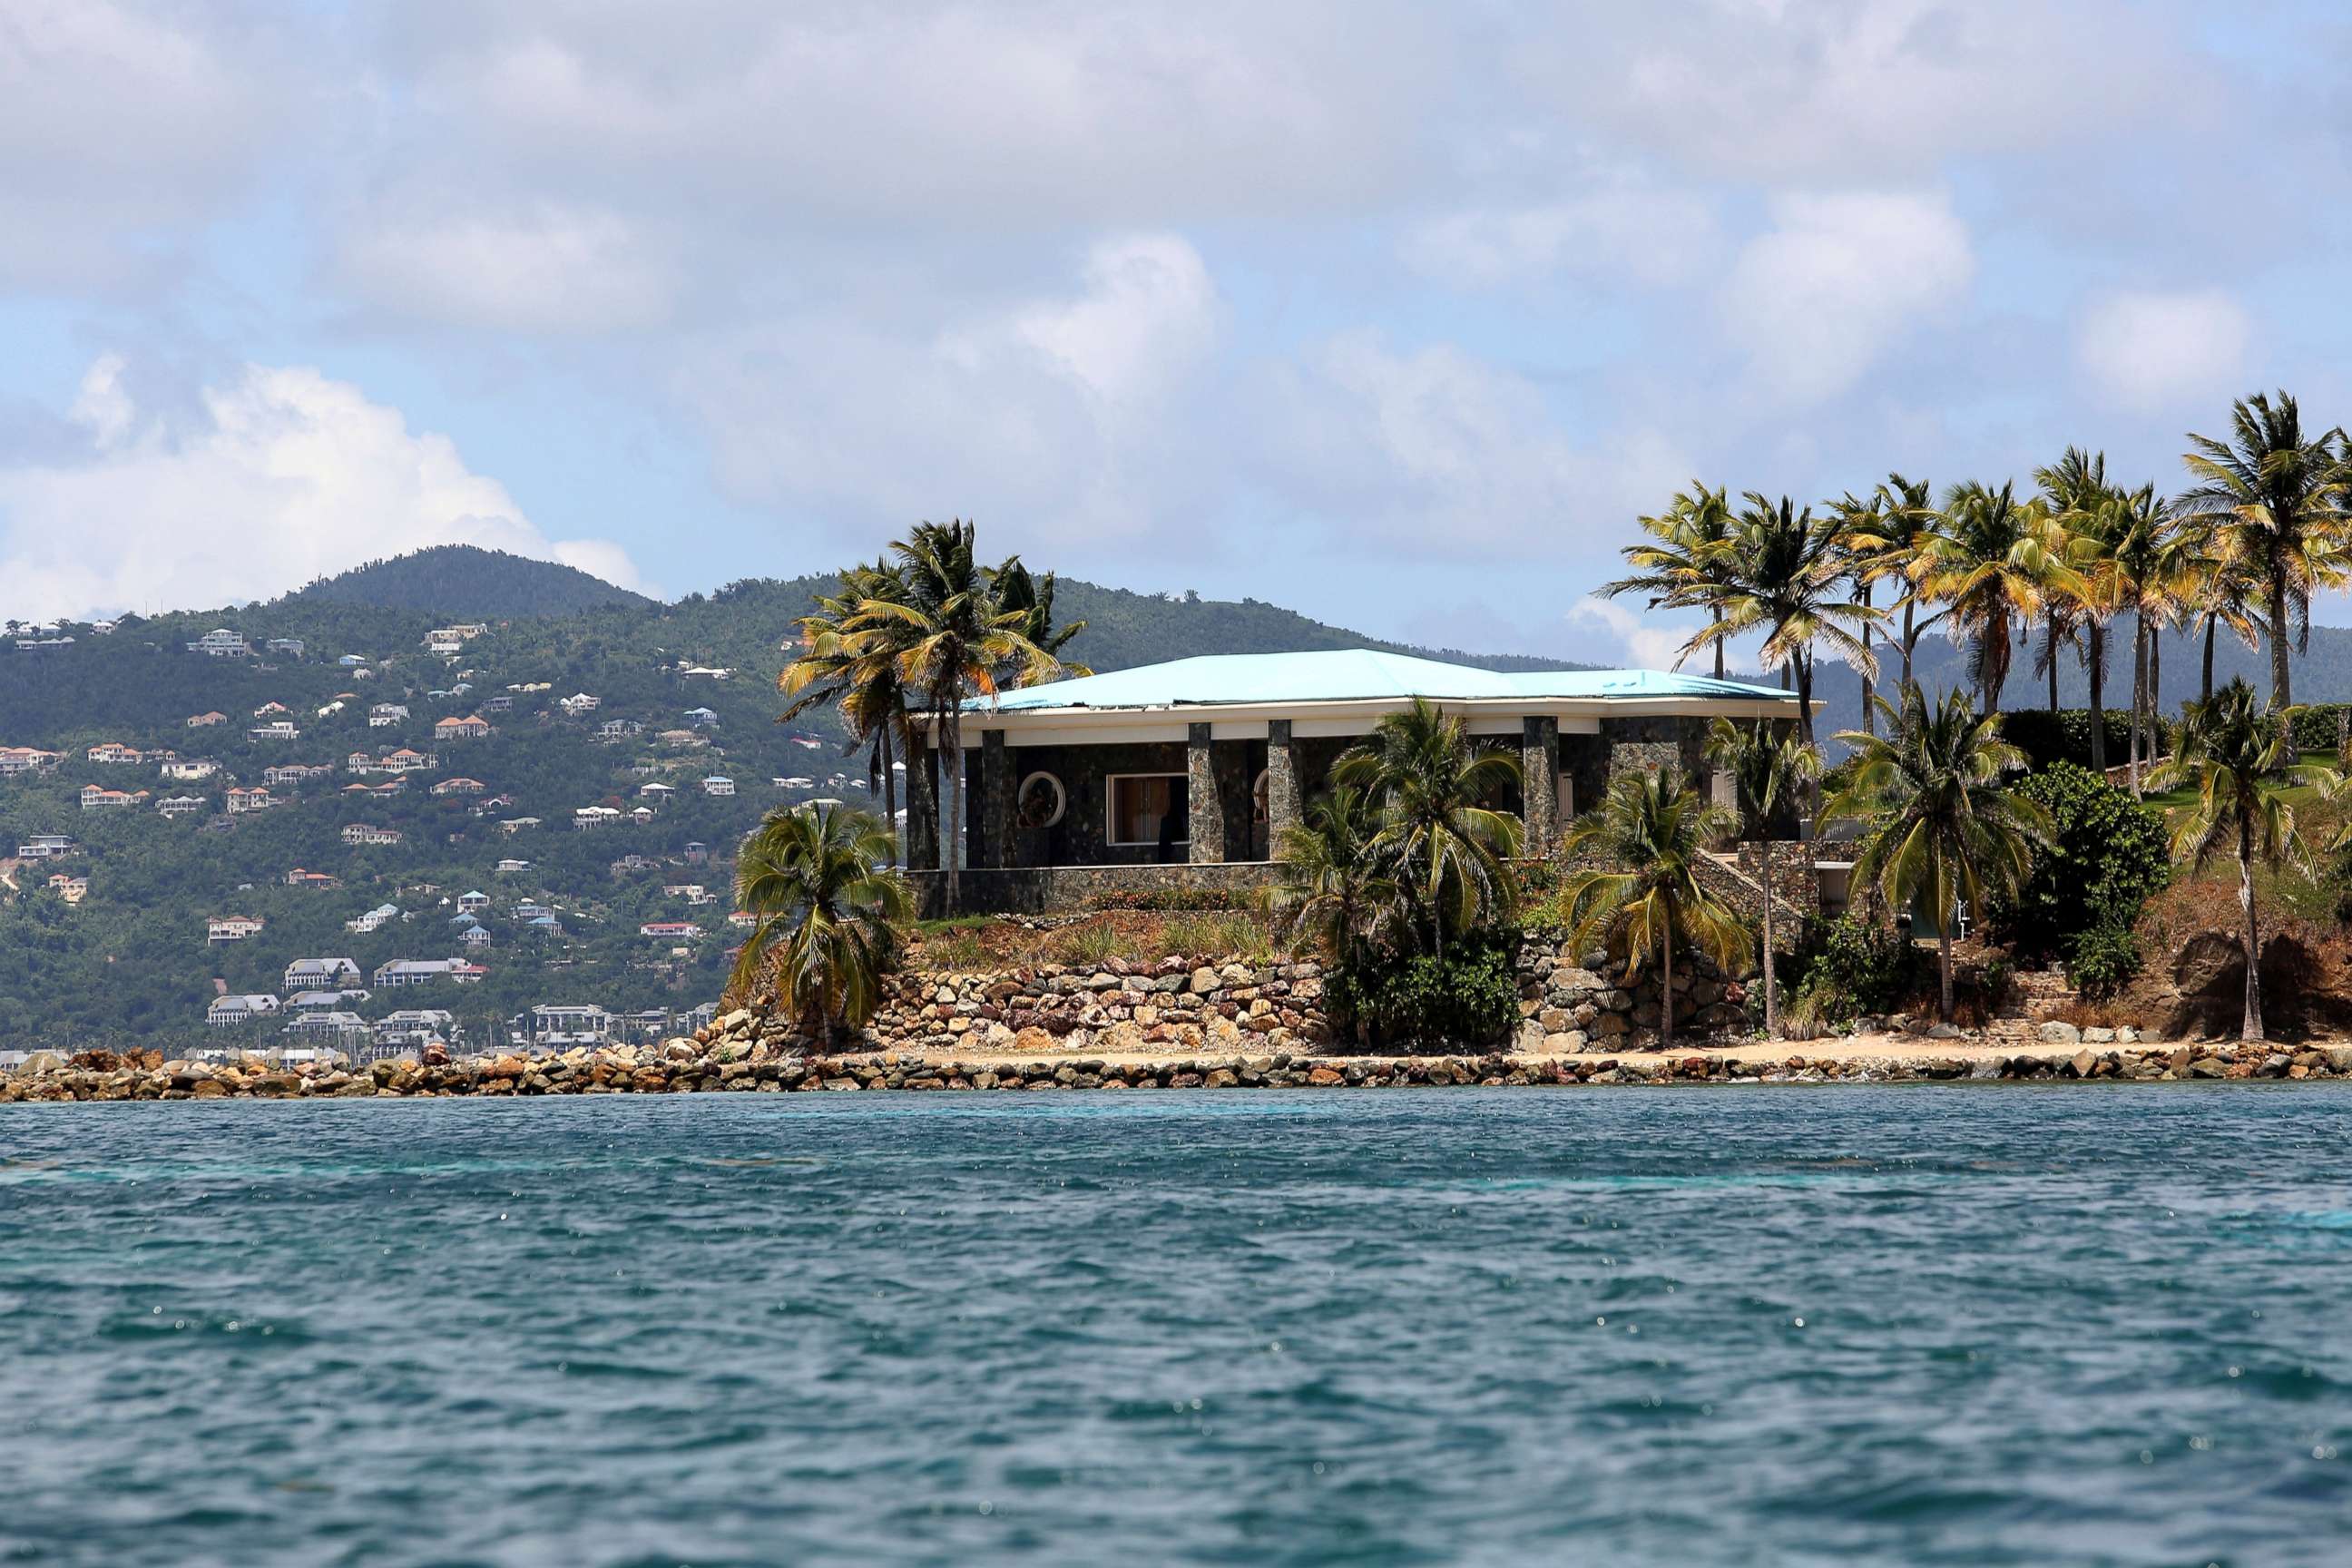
[1107,774,1188,847]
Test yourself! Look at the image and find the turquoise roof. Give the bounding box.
[973,649,1796,712]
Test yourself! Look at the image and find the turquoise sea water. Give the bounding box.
[5,1088,2352,1566]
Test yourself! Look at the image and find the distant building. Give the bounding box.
[226,786,273,814]
[431,776,485,797]
[265,637,305,657]
[435,715,491,741]
[573,805,622,830]
[283,957,362,991]
[0,747,62,775]
[207,994,279,1026]
[558,693,602,716]
[682,706,720,728]
[15,834,74,858]
[161,759,218,781]
[247,721,299,742]
[187,628,251,658]
[209,915,265,944]
[640,920,701,939]
[79,785,149,811]
[185,711,228,728]
[86,741,142,765]
[368,703,409,728]
[701,775,736,797]
[262,763,333,788]
[372,958,483,988]
[529,1004,612,1049]
[342,823,402,847]
[157,794,209,818]
[46,873,88,903]
[285,867,344,888]
[347,904,400,935]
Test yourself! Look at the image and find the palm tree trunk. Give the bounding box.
[879,725,898,866]
[1901,599,1916,688]
[1661,936,1674,1052]
[2240,825,2264,1044]
[1860,583,1876,737]
[1760,840,1777,1039]
[2270,570,2292,708]
[2087,623,2107,773]
[1937,924,1954,1024]
[2046,619,2061,714]
[2202,616,2217,705]
[1712,605,1725,681]
[2149,632,2161,762]
[944,704,963,914]
[2129,617,2149,797]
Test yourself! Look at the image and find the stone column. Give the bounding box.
[1186,722,1225,865]
[1265,720,1302,855]
[978,730,1014,868]
[904,731,938,870]
[1521,714,1560,854]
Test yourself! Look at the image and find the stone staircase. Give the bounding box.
[1978,967,2079,1048]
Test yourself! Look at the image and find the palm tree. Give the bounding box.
[1705,719,1820,1039]
[1861,472,1942,688]
[1821,684,2053,1022]
[731,803,913,1042]
[779,560,911,861]
[2176,390,2351,709]
[1557,767,1748,1051]
[2032,447,2112,729]
[851,521,1060,912]
[2188,545,2264,707]
[1330,698,1523,959]
[1677,494,1879,751]
[1824,489,1888,733]
[987,557,1094,680]
[2148,680,2326,1042]
[1600,483,1740,680]
[1268,784,1405,972]
[1913,480,2082,720]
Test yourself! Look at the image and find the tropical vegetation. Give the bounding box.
[731,803,912,1039]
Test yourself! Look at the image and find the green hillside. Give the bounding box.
[0,550,1571,1054]
[289,544,655,616]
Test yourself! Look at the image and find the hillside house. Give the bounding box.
[368,703,409,728]
[482,695,513,714]
[679,666,734,681]
[701,775,736,797]
[162,760,218,781]
[682,707,720,729]
[265,637,305,657]
[456,889,491,914]
[640,920,701,939]
[611,854,658,875]
[429,623,489,642]
[342,824,403,847]
[347,904,400,934]
[337,653,368,667]
[157,795,208,818]
[683,841,709,864]
[209,915,265,943]
[774,775,815,789]
[284,1011,370,1045]
[458,925,491,949]
[573,806,621,830]
[15,834,74,858]
[530,1004,612,1049]
[559,693,602,716]
[46,873,87,903]
[283,957,362,991]
[598,718,642,739]
[435,715,491,741]
[86,741,142,765]
[262,763,333,788]
[906,648,1810,915]
[0,747,62,774]
[638,781,675,800]
[252,701,291,720]
[248,721,299,742]
[207,994,279,1025]
[226,786,273,814]
[287,988,372,1013]
[658,729,706,749]
[187,629,251,658]
[630,806,655,823]
[662,883,712,904]
[728,909,759,928]
[373,958,483,987]
[380,748,436,773]
[376,1009,456,1050]
[186,711,227,728]
[285,867,343,888]
[498,817,541,834]
[495,858,531,874]
[80,785,149,811]
[431,777,485,797]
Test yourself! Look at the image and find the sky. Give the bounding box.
[1,0,2347,667]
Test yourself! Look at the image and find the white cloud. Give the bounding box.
[1719,190,1973,406]
[2075,288,2250,414]
[0,1,289,288]
[1567,599,1705,670]
[683,233,1222,550]
[0,357,648,621]
[1403,181,1720,289]
[1250,328,1688,555]
[334,198,679,333]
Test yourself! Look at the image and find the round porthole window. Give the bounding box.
[1251,767,1271,823]
[1016,770,1067,828]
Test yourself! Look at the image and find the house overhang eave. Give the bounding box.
[916,692,1816,747]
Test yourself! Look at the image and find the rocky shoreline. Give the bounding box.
[8,1034,2352,1102]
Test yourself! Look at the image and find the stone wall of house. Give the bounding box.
[909,861,1277,918]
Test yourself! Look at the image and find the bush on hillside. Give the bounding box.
[2064,924,2141,1000]
[1994,763,2171,960]
[1787,913,1917,1024]
[1325,931,1521,1048]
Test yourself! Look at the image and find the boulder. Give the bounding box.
[2037,1021,2081,1045]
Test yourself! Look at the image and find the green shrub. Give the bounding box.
[2000,709,2144,771]
[1091,886,1242,912]
[1995,763,2171,959]
[2065,925,2141,998]
[1327,933,1521,1048]
[1790,913,1916,1022]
